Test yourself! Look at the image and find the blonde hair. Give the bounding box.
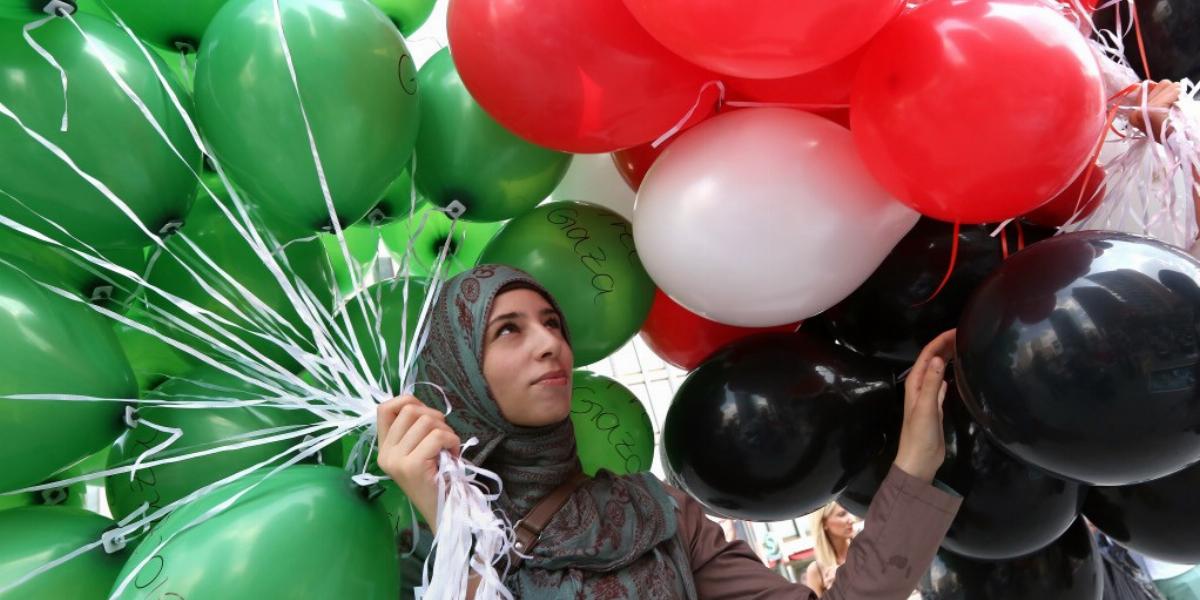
[809,501,845,572]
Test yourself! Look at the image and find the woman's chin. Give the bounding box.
[512,391,572,427]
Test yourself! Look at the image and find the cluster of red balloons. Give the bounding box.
[451,0,1107,227]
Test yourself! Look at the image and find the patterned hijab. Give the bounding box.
[413,265,696,599]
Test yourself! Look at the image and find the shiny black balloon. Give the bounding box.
[920,519,1103,600]
[938,388,1087,560]
[1084,460,1200,564]
[1093,0,1199,82]
[956,231,1200,486]
[663,332,895,521]
[822,219,1052,366]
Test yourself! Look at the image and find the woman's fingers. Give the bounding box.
[396,413,454,457]
[411,428,463,470]
[377,395,420,446]
[917,357,947,412]
[906,329,957,399]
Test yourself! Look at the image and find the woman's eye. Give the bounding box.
[496,323,518,338]
[545,318,562,330]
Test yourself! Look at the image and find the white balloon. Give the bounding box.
[634,108,918,327]
[547,153,636,221]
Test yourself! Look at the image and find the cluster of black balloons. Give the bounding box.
[664,223,1200,597]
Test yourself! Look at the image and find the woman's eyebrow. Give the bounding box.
[487,312,523,328]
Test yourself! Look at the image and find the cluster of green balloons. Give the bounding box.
[0,0,677,595]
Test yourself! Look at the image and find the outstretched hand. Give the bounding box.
[894,330,956,483]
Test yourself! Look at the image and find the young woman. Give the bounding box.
[805,502,857,596]
[376,265,961,598]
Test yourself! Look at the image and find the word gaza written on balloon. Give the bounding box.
[544,206,638,303]
[571,393,647,473]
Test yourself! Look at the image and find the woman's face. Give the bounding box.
[823,505,856,541]
[482,288,574,427]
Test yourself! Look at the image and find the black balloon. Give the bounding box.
[920,519,1103,600]
[1084,460,1200,564]
[1093,0,1199,82]
[663,332,895,521]
[956,231,1200,486]
[822,219,1051,366]
[938,387,1086,560]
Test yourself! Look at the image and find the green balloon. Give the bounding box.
[0,13,199,249]
[377,479,419,534]
[105,364,318,520]
[111,466,398,599]
[480,201,654,365]
[0,256,135,493]
[195,0,419,234]
[370,0,435,36]
[321,226,381,296]
[569,371,655,476]
[0,226,147,310]
[415,48,571,223]
[380,203,501,279]
[341,277,429,392]
[114,308,196,391]
[371,168,417,224]
[145,189,334,370]
[78,0,230,49]
[0,507,125,599]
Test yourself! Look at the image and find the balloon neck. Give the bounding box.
[171,37,199,55]
[158,219,184,239]
[90,284,114,303]
[39,0,74,16]
[357,480,386,502]
[443,199,466,220]
[433,236,459,258]
[38,487,68,506]
[366,207,388,227]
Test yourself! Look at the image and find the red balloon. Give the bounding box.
[640,290,800,371]
[448,0,714,153]
[1023,164,1106,227]
[851,0,1106,224]
[612,144,662,192]
[622,0,904,79]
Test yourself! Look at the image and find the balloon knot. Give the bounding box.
[41,0,74,16]
[443,200,466,220]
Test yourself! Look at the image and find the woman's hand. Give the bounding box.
[893,330,956,483]
[376,395,462,532]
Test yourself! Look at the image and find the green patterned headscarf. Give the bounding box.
[413,265,696,598]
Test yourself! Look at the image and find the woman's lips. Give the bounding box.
[533,370,569,386]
